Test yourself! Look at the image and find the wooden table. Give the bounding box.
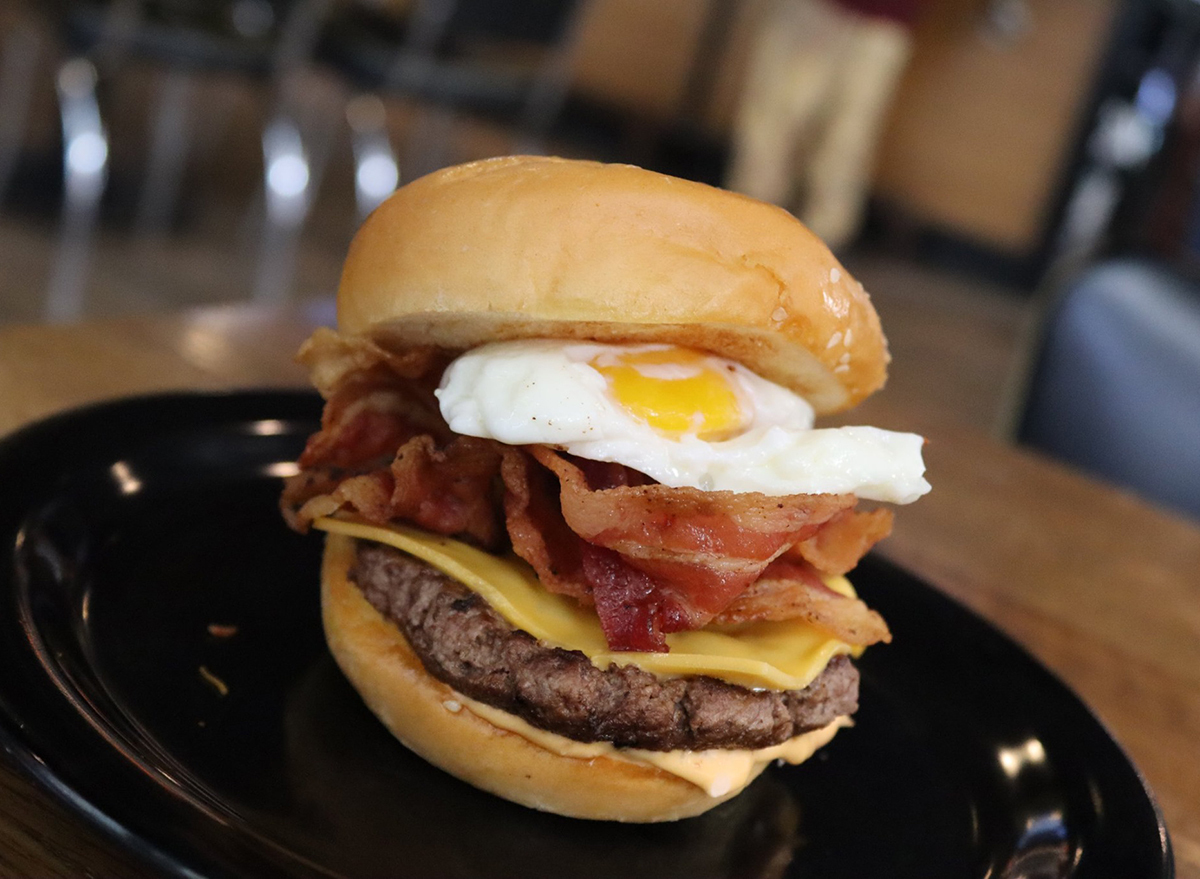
[0,302,1197,878]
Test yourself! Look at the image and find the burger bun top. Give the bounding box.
[335,156,888,414]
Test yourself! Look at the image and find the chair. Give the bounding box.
[3,0,337,319]
[317,0,589,217]
[1014,257,1200,520]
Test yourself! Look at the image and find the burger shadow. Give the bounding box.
[277,656,804,879]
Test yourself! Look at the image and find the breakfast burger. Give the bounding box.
[281,156,929,822]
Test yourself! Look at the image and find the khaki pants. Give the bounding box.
[726,0,911,250]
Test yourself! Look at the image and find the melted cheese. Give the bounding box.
[314,517,856,690]
[461,692,850,795]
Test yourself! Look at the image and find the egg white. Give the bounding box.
[435,340,929,504]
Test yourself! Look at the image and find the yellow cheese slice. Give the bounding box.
[314,516,856,691]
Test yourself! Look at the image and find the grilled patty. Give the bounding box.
[351,541,858,751]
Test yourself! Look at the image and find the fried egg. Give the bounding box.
[435,340,929,503]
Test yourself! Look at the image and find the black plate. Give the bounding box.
[0,392,1173,878]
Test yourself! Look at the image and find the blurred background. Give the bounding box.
[1,0,1198,518]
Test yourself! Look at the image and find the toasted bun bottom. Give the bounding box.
[321,532,769,822]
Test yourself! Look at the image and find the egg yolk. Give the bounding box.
[590,347,747,439]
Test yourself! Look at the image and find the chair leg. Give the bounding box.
[347,93,398,220]
[135,67,193,236]
[0,17,42,204]
[252,67,343,302]
[251,0,342,303]
[46,58,108,322]
[514,0,592,154]
[253,114,310,303]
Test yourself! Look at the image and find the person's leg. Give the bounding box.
[799,13,911,249]
[725,0,840,207]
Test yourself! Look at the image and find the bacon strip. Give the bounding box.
[283,370,894,653]
[296,326,447,398]
[296,389,424,473]
[500,447,587,597]
[521,448,855,650]
[715,558,891,645]
[788,508,894,576]
[388,435,505,547]
[287,434,504,547]
[281,382,417,533]
[581,544,667,652]
[282,377,504,546]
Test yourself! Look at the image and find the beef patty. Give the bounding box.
[351,541,858,752]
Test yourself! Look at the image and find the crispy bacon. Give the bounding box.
[296,388,424,472]
[581,543,667,652]
[788,508,894,576]
[387,435,505,547]
[291,469,395,530]
[715,558,891,645]
[296,326,447,399]
[283,356,895,653]
[500,449,589,598]
[569,456,656,490]
[282,374,504,546]
[285,434,504,547]
[522,447,855,650]
[530,449,852,565]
